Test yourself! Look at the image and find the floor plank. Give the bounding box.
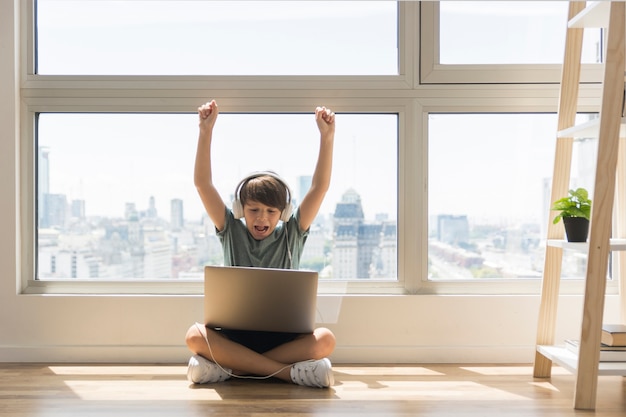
[0,364,624,416]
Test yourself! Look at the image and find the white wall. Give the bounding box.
[1,290,620,364]
[0,0,622,364]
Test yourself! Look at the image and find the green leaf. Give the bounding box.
[551,187,592,223]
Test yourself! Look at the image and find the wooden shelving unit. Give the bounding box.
[556,117,626,139]
[546,238,626,251]
[533,1,626,411]
[537,345,626,376]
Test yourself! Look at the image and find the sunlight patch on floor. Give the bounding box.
[61,379,222,401]
[529,381,561,392]
[333,380,530,401]
[48,365,186,376]
[334,366,444,376]
[459,365,571,376]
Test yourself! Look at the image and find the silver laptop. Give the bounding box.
[204,265,318,333]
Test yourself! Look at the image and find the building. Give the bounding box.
[170,198,184,231]
[70,199,86,219]
[38,146,50,228]
[332,189,397,279]
[437,214,469,246]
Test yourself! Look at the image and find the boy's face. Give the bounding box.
[243,200,282,240]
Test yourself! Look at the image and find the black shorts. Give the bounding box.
[214,328,301,354]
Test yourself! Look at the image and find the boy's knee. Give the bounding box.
[185,324,205,350]
[323,330,336,354]
[315,328,336,358]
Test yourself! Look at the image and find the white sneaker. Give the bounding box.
[290,358,334,388]
[187,355,231,384]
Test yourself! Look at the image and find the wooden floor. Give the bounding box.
[0,363,625,416]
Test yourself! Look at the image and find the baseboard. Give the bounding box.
[0,345,191,364]
[331,345,536,364]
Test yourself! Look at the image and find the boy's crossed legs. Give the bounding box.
[185,323,336,388]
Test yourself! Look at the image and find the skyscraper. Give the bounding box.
[71,199,86,219]
[171,198,184,231]
[38,147,50,228]
[297,175,312,206]
[147,196,157,218]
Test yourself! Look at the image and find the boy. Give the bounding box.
[185,100,336,388]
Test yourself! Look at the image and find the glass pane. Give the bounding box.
[439,2,602,64]
[428,113,597,281]
[37,113,397,280]
[36,0,398,75]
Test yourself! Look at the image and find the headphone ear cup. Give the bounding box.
[280,202,293,222]
[232,199,244,219]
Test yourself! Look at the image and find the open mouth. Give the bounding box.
[254,225,269,233]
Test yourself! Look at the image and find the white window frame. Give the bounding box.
[19,1,617,296]
[20,1,420,296]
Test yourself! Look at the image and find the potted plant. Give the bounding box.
[552,187,592,242]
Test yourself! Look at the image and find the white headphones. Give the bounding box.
[232,171,294,222]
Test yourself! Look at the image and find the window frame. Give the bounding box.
[21,1,419,295]
[19,1,620,296]
[24,103,414,295]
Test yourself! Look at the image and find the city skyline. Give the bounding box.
[37,179,399,280]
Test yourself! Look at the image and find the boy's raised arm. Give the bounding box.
[194,100,227,231]
[298,106,335,232]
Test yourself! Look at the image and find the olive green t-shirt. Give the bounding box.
[216,207,308,269]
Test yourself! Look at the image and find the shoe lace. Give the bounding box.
[293,360,323,385]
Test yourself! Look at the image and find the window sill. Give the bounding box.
[22,277,620,296]
[22,279,410,295]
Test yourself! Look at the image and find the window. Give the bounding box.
[428,113,600,282]
[24,1,617,295]
[37,113,398,280]
[439,2,601,65]
[421,1,604,83]
[36,0,398,76]
[29,0,403,289]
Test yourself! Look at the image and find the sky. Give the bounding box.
[39,113,399,222]
[37,1,398,76]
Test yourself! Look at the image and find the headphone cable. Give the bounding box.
[194,322,301,380]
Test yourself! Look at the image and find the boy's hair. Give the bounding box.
[238,173,290,211]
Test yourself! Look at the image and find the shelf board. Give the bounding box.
[537,345,626,376]
[569,1,609,28]
[546,238,626,251]
[557,117,626,139]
